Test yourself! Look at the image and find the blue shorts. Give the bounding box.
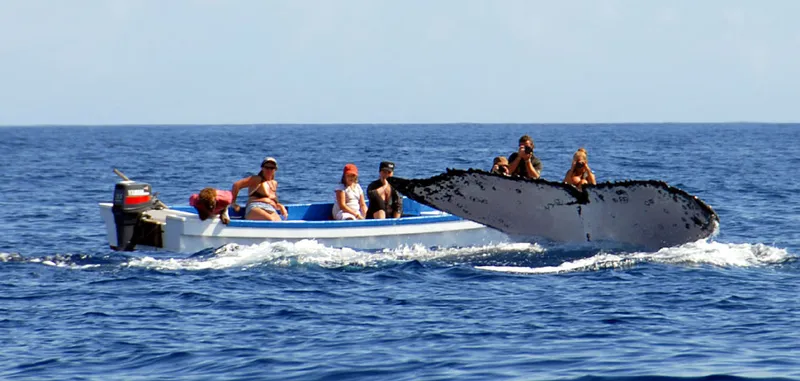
[246,202,277,216]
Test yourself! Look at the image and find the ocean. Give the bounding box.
[0,124,797,380]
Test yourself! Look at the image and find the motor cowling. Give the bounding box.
[111,181,156,251]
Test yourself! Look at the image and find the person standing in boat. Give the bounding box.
[230,157,288,221]
[507,135,543,179]
[189,187,233,224]
[366,161,403,219]
[333,163,368,220]
[563,148,596,191]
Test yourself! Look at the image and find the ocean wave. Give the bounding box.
[476,240,793,274]
[5,239,792,274]
[123,240,545,271]
[0,251,130,269]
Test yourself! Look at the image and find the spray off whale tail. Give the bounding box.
[389,169,719,251]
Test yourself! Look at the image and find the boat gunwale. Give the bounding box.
[99,202,466,230]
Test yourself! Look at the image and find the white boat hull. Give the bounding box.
[99,203,508,253]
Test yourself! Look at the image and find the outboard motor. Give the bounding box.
[111,181,156,251]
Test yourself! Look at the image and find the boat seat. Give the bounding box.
[225,197,438,221]
[227,202,335,221]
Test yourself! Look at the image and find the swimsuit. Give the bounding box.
[246,176,278,215]
[366,179,403,219]
[246,202,277,216]
[248,174,273,199]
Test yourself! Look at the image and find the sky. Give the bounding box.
[1,0,799,125]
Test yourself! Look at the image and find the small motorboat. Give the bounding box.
[98,179,509,253]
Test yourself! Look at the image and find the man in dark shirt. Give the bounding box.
[507,134,543,179]
[366,161,403,219]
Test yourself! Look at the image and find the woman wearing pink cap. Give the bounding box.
[333,163,367,220]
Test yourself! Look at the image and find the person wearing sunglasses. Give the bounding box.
[231,157,288,221]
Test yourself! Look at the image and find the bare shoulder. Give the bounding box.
[235,175,256,186]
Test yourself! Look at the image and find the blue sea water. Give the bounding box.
[0,123,798,381]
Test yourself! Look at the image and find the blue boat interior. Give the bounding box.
[170,198,459,227]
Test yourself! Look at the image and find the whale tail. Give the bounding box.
[389,169,719,250]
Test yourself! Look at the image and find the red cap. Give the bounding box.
[344,163,358,176]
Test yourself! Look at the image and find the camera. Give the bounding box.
[575,162,585,168]
[523,146,533,154]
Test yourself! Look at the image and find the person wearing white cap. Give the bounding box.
[230,156,288,221]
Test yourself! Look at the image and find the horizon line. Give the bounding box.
[1,121,797,128]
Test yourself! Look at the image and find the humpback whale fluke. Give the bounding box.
[389,169,719,250]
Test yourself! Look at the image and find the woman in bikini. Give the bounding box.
[231,157,288,221]
[564,148,597,191]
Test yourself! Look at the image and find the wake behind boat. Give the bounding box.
[388,169,720,250]
[99,179,509,253]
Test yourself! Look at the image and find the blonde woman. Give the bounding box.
[564,148,596,191]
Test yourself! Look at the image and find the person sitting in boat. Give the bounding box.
[189,187,233,224]
[491,156,510,176]
[366,161,403,219]
[333,163,368,220]
[230,157,288,221]
[507,134,543,179]
[563,148,596,191]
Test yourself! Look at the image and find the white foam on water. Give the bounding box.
[0,252,21,262]
[477,239,793,275]
[478,252,631,274]
[631,240,790,267]
[124,240,545,271]
[27,254,101,270]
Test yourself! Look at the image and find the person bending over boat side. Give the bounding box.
[190,187,232,224]
[366,161,403,219]
[563,148,596,191]
[491,156,510,176]
[231,157,288,221]
[507,134,543,179]
[333,163,367,220]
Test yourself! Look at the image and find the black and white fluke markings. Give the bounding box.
[389,169,719,250]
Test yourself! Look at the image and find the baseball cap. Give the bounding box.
[379,161,395,172]
[261,157,278,169]
[344,163,359,176]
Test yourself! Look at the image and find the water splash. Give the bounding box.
[28,253,102,269]
[633,240,790,267]
[124,240,544,271]
[9,240,788,274]
[0,252,24,262]
[476,239,793,274]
